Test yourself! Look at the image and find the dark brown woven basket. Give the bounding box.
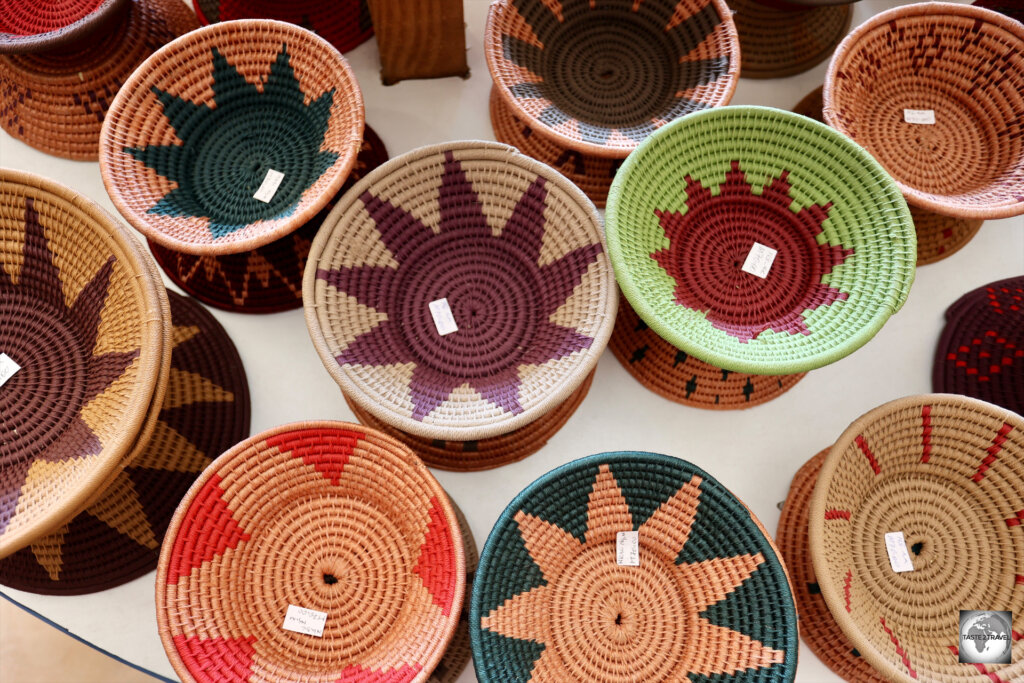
[825,2,1024,219]
[0,0,198,160]
[368,0,468,84]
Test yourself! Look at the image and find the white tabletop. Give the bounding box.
[1,0,1021,681]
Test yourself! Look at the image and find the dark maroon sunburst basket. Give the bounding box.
[192,0,374,54]
[305,141,618,442]
[933,276,1024,416]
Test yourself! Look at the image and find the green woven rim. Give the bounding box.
[606,105,916,375]
[469,451,798,682]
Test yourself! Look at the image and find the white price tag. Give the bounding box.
[428,298,458,336]
[741,242,778,279]
[616,531,639,566]
[884,531,914,573]
[903,109,935,125]
[253,168,285,203]
[282,605,327,637]
[0,353,21,388]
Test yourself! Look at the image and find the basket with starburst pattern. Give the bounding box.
[824,3,1024,220]
[484,0,739,204]
[192,0,373,54]
[606,105,916,376]
[0,169,167,560]
[99,19,365,255]
[156,421,465,682]
[809,395,1024,682]
[304,141,617,442]
[0,0,128,53]
[470,451,798,681]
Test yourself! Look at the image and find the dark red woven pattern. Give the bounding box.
[148,126,389,313]
[1,0,106,35]
[192,0,373,53]
[0,291,250,594]
[933,276,1024,416]
[973,0,1024,23]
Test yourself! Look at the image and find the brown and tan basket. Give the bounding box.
[100,19,365,255]
[367,0,468,84]
[156,421,466,682]
[0,169,166,559]
[824,3,1024,220]
[727,0,852,79]
[809,394,1024,682]
[0,0,198,160]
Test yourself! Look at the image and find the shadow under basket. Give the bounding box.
[610,295,805,409]
[0,291,250,594]
[726,0,851,79]
[344,370,595,471]
[792,86,984,266]
[148,125,389,313]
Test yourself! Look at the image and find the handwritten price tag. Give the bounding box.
[884,531,914,573]
[282,605,327,637]
[616,531,639,566]
[741,243,778,279]
[0,353,21,388]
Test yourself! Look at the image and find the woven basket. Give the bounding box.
[368,0,468,84]
[430,497,477,683]
[610,295,806,409]
[809,394,1024,682]
[727,0,851,79]
[192,0,373,54]
[777,449,888,682]
[304,141,617,441]
[824,3,1024,220]
[490,86,622,207]
[933,276,1023,417]
[0,0,127,53]
[100,19,365,255]
[345,370,595,472]
[792,86,985,266]
[0,169,166,559]
[470,451,798,681]
[148,124,389,313]
[973,0,1024,23]
[606,105,916,376]
[156,421,465,682]
[485,0,739,159]
[0,290,250,594]
[0,0,198,161]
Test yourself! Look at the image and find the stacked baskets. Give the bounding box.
[305,141,617,470]
[485,0,740,205]
[99,19,366,312]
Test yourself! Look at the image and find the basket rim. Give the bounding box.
[468,450,799,681]
[605,104,916,376]
[0,168,166,560]
[155,419,466,683]
[823,1,1024,220]
[303,140,618,442]
[483,0,741,159]
[807,392,1024,683]
[0,0,128,54]
[98,18,366,256]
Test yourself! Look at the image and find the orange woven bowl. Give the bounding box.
[0,169,166,559]
[100,19,365,255]
[156,421,465,682]
[485,0,739,159]
[824,3,1024,220]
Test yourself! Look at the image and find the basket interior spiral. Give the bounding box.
[0,169,164,558]
[305,142,617,441]
[100,19,365,255]
[810,395,1024,682]
[825,3,1024,219]
[606,105,917,376]
[485,0,738,155]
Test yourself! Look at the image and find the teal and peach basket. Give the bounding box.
[99,19,365,255]
[606,105,917,375]
[470,451,799,681]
